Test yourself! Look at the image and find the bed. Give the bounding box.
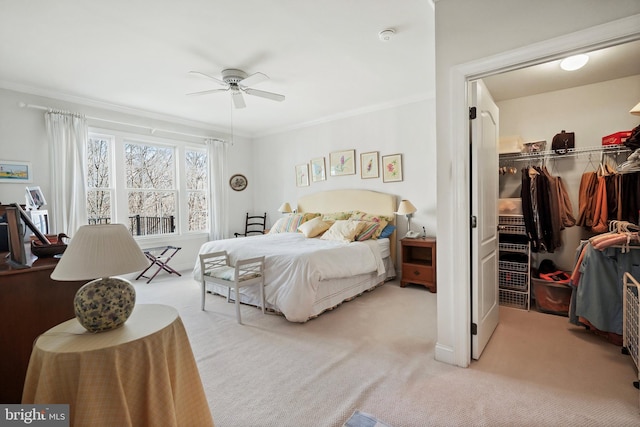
[193,189,397,322]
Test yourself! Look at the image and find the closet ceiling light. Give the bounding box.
[560,54,589,71]
[630,102,640,116]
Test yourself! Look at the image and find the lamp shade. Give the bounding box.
[51,224,150,333]
[630,101,640,116]
[51,224,149,281]
[278,202,292,213]
[396,200,417,216]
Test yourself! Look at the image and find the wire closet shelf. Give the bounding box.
[499,145,630,163]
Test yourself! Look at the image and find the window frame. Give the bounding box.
[88,127,209,240]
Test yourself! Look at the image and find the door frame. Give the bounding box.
[438,14,640,368]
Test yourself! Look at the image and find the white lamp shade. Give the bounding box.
[396,200,417,216]
[630,102,640,116]
[278,202,292,213]
[51,224,149,281]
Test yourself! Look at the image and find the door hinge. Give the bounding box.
[471,323,478,335]
[471,216,477,228]
[469,106,477,120]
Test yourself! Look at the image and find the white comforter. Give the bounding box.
[193,233,386,321]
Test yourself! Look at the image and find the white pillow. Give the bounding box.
[320,220,367,243]
[297,217,331,238]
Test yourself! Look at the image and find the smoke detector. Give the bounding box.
[378,29,395,42]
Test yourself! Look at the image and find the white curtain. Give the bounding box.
[206,138,229,240]
[45,111,88,236]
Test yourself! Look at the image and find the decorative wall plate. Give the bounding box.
[229,174,248,191]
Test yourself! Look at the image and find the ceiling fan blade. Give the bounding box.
[186,88,229,96]
[231,90,246,109]
[243,87,285,102]
[238,72,268,88]
[188,71,228,87]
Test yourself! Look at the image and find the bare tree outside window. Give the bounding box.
[87,135,113,224]
[86,132,208,236]
[125,142,177,236]
[186,150,208,231]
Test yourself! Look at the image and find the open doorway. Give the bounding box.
[466,36,640,362]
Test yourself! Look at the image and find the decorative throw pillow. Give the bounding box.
[349,211,391,239]
[321,211,352,222]
[378,224,396,239]
[269,213,307,234]
[302,212,321,222]
[354,221,380,241]
[298,217,331,238]
[320,220,367,243]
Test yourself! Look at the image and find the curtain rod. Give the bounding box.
[18,102,228,144]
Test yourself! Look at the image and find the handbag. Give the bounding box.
[552,130,575,155]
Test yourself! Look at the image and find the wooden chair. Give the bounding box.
[234,212,267,237]
[199,251,265,324]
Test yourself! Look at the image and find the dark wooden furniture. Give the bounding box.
[0,251,85,403]
[400,237,437,292]
[234,212,267,237]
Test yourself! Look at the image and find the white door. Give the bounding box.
[470,79,500,360]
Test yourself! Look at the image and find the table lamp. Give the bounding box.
[631,101,640,116]
[278,202,292,214]
[396,199,418,237]
[51,224,150,333]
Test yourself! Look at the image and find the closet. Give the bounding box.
[498,145,633,313]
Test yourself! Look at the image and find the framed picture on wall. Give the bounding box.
[360,151,379,179]
[0,160,32,183]
[329,149,356,176]
[310,157,326,182]
[295,164,309,187]
[382,154,403,183]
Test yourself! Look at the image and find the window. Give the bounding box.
[87,134,114,225]
[125,141,176,236]
[185,149,208,231]
[86,130,209,237]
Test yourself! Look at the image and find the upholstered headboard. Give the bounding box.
[297,189,397,266]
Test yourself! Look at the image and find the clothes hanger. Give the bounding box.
[582,153,598,175]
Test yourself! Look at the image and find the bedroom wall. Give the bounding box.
[250,98,438,264]
[435,1,640,366]
[0,87,253,270]
[497,74,640,272]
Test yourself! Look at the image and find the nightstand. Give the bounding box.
[400,237,436,292]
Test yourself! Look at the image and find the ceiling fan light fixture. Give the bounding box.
[560,54,589,71]
[378,28,395,42]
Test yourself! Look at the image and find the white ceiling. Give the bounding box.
[0,0,435,137]
[483,39,640,102]
[0,2,637,138]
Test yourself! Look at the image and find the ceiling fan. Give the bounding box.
[187,68,285,109]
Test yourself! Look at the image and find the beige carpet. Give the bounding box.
[133,271,640,427]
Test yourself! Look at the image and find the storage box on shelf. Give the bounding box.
[602,130,632,146]
[498,214,530,311]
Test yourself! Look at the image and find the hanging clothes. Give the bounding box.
[576,171,599,229]
[619,172,640,224]
[521,167,540,252]
[520,165,569,253]
[591,173,608,233]
[556,176,576,228]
